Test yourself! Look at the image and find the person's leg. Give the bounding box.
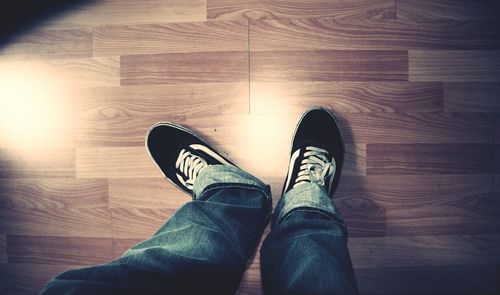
[41,123,272,295]
[260,108,358,295]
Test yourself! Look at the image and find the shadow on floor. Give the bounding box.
[0,0,96,46]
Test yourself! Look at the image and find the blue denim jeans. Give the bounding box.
[41,165,358,295]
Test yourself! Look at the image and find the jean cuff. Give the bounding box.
[193,165,268,199]
[274,182,342,226]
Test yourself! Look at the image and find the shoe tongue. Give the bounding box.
[296,139,332,159]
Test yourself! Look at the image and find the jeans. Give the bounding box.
[41,165,358,295]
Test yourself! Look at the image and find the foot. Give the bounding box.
[146,122,236,196]
[282,107,344,197]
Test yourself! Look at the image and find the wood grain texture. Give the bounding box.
[355,265,498,295]
[0,263,76,295]
[367,144,495,175]
[208,0,395,20]
[41,0,207,29]
[112,238,144,259]
[76,147,158,178]
[396,0,500,21]
[349,234,500,267]
[341,112,493,144]
[444,82,500,112]
[0,149,75,178]
[2,0,499,294]
[74,112,493,148]
[0,57,120,88]
[250,19,500,51]
[409,50,500,82]
[109,178,190,208]
[250,82,443,113]
[0,207,112,237]
[111,208,174,239]
[0,178,108,209]
[337,175,499,236]
[0,29,92,61]
[94,20,248,57]
[251,50,408,82]
[121,51,248,85]
[344,144,367,176]
[7,235,113,265]
[74,83,248,121]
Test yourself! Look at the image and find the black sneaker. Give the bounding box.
[282,107,344,197]
[146,122,236,196]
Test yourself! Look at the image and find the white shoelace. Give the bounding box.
[294,146,336,188]
[175,149,208,189]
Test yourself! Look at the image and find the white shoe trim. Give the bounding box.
[283,148,301,193]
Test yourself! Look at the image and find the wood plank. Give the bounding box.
[111,208,175,239]
[251,50,408,82]
[75,147,159,178]
[74,112,493,149]
[349,234,500,268]
[74,83,248,121]
[251,82,443,113]
[0,57,120,88]
[0,263,75,295]
[344,144,367,176]
[341,112,493,144]
[338,175,498,236]
[0,235,5,263]
[338,175,499,236]
[444,82,500,112]
[0,29,92,61]
[208,0,395,20]
[0,120,75,149]
[94,20,248,57]
[338,175,493,204]
[121,51,248,86]
[112,238,144,259]
[108,178,190,208]
[355,265,497,295]
[41,0,207,29]
[250,19,500,51]
[0,178,108,209]
[396,0,500,21]
[0,149,75,178]
[236,242,263,295]
[0,207,112,237]
[367,144,495,175]
[409,50,500,82]
[7,235,113,265]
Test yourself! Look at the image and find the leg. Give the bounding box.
[41,124,272,295]
[260,108,358,295]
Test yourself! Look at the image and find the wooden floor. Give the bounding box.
[0,0,499,294]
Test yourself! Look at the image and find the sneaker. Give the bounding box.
[282,107,344,197]
[146,122,236,196]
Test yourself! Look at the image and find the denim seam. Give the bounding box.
[197,183,272,202]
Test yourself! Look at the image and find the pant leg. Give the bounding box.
[260,183,358,295]
[41,165,272,295]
